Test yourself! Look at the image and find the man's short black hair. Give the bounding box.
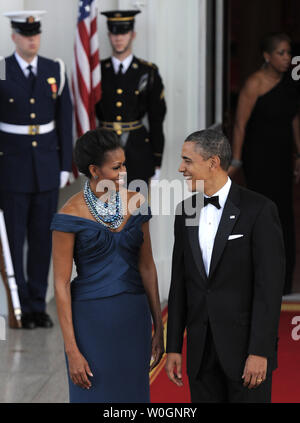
[185,129,232,171]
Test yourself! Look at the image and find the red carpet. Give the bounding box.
[272,303,300,403]
[150,303,300,403]
[150,307,190,403]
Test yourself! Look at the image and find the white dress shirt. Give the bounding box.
[198,177,232,276]
[14,52,38,77]
[111,54,133,74]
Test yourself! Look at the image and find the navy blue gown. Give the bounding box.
[50,204,152,403]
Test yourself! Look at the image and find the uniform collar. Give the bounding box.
[204,177,232,209]
[111,54,133,74]
[14,51,38,75]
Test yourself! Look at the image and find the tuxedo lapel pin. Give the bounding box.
[230,215,235,219]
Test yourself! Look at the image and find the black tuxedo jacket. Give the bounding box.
[166,182,285,381]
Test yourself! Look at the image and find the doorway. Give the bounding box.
[224,0,300,293]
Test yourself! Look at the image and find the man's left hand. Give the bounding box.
[242,354,267,389]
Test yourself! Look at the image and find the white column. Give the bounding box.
[116,0,208,301]
[148,0,207,301]
[215,0,224,123]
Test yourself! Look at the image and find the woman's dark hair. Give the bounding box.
[74,129,122,178]
[261,32,291,54]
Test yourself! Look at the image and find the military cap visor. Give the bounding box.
[3,10,46,36]
[11,21,41,36]
[101,10,141,35]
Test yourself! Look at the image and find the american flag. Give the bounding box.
[71,0,101,178]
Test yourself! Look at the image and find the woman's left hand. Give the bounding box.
[150,329,165,371]
[294,158,300,183]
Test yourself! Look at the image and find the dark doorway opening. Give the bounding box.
[226,0,300,134]
[224,0,300,293]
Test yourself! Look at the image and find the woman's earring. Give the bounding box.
[94,175,99,180]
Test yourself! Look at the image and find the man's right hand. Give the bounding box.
[165,353,184,386]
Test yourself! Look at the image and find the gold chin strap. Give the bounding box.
[107,16,134,22]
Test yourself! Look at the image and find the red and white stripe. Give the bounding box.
[71,0,101,179]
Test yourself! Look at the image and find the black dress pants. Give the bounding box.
[0,189,58,313]
[188,324,272,403]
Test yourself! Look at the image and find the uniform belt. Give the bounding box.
[99,120,143,134]
[0,121,56,135]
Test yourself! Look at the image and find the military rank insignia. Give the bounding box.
[47,77,58,99]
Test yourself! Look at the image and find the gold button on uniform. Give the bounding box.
[32,141,38,147]
[30,113,36,119]
[9,98,14,103]
[116,89,123,94]
[135,90,139,95]
[145,138,150,143]
[116,115,122,121]
[116,101,122,108]
[116,130,122,136]
[30,98,35,104]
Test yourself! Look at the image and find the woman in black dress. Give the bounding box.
[229,33,300,295]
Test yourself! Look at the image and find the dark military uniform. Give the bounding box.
[0,54,73,314]
[95,56,166,183]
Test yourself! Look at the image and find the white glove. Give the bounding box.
[60,171,70,188]
[151,168,161,181]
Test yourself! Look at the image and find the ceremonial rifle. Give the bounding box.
[0,210,22,328]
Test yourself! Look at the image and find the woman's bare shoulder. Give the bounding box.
[58,192,85,216]
[243,71,262,94]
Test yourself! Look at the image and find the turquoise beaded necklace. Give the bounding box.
[83,180,124,229]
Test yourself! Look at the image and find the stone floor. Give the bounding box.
[0,299,69,403]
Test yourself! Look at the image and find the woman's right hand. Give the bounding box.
[67,349,93,389]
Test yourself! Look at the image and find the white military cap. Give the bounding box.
[3,10,47,36]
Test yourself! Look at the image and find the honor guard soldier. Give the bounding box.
[0,11,73,329]
[96,10,166,185]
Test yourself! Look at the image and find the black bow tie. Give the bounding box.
[204,195,221,209]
